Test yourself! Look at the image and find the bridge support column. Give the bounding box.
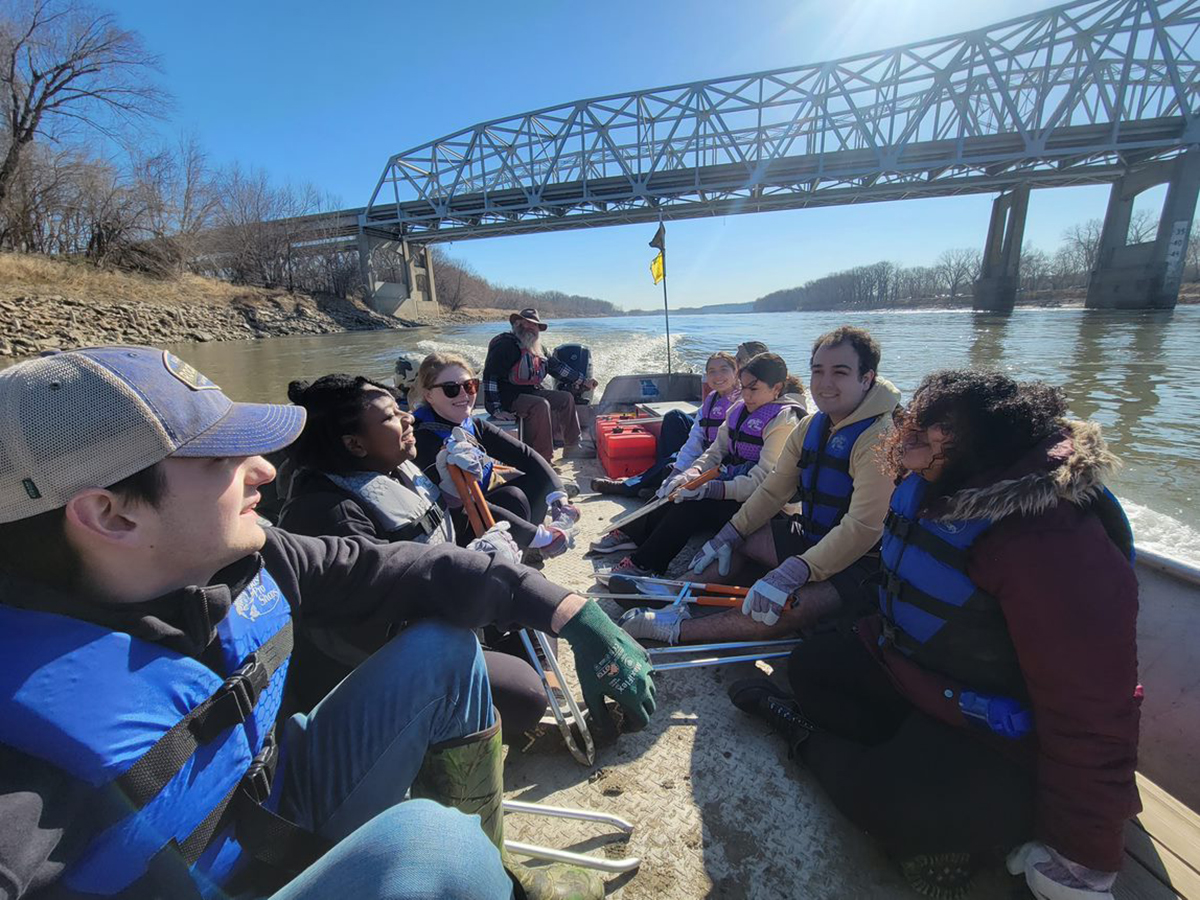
[356,227,439,318]
[1086,148,1200,310]
[972,185,1029,313]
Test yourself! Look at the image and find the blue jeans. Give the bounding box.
[269,620,512,900]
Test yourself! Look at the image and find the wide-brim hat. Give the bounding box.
[509,307,548,331]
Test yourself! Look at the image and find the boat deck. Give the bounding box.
[502,452,1019,898]
[501,448,1200,899]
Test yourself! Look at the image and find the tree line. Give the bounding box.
[755,211,1200,312]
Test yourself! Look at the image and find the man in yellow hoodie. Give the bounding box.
[621,327,900,644]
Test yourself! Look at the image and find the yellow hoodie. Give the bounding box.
[730,377,902,582]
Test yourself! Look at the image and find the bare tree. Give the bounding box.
[1020,245,1049,294]
[1061,218,1104,274]
[0,0,165,208]
[430,247,482,311]
[1127,209,1159,244]
[935,247,982,300]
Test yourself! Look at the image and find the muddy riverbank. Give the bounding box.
[0,253,512,357]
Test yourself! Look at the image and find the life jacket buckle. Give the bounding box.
[883,572,904,598]
[243,733,279,804]
[885,511,911,540]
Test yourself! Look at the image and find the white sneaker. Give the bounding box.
[618,604,691,645]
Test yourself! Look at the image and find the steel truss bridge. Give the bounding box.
[344,0,1199,244]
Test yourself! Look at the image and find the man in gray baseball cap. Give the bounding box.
[0,346,654,900]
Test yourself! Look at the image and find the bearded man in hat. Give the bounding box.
[482,307,597,462]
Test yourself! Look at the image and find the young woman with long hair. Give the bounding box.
[596,352,805,577]
[728,370,1139,900]
[410,351,578,560]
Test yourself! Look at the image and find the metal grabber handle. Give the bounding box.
[448,464,596,766]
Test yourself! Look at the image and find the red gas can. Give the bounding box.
[597,425,657,478]
[594,413,639,439]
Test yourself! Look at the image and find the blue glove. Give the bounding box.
[742,556,810,626]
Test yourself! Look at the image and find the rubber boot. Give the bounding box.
[410,714,604,900]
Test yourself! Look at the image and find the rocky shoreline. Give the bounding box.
[0,291,432,358]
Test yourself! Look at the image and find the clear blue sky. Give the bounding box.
[114,0,1144,309]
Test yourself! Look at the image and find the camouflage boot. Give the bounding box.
[410,714,604,900]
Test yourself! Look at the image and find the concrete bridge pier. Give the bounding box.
[356,225,439,318]
[1086,148,1200,310]
[972,185,1030,313]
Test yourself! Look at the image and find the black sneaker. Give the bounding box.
[898,852,973,900]
[728,676,817,757]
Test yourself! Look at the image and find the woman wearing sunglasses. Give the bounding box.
[412,352,578,560]
[277,373,552,741]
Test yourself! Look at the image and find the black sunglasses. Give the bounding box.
[434,379,480,398]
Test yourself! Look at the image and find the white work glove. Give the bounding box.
[1006,842,1116,900]
[675,479,724,503]
[466,521,521,567]
[689,522,743,577]
[545,489,580,527]
[742,557,810,626]
[435,427,488,500]
[655,469,686,499]
[658,466,700,499]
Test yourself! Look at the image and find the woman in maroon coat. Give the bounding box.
[728,370,1139,900]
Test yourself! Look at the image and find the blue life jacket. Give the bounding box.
[723,399,799,477]
[878,474,1135,702]
[0,568,316,898]
[413,406,496,488]
[697,390,737,449]
[792,412,882,542]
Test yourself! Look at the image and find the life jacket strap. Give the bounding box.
[115,620,294,810]
[235,744,332,873]
[881,573,1005,625]
[391,504,444,542]
[884,511,971,572]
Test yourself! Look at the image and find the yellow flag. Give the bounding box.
[650,252,665,285]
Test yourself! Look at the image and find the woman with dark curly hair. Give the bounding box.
[728,370,1140,900]
[277,374,552,739]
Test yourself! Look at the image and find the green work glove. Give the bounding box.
[560,600,656,733]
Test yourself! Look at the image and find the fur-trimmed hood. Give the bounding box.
[934,419,1120,523]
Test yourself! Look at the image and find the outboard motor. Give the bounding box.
[394,351,424,408]
[552,343,595,405]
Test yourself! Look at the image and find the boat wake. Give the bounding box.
[1121,498,1200,566]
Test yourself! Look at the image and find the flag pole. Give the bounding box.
[662,247,672,377]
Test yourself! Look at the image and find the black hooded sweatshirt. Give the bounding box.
[0,527,568,900]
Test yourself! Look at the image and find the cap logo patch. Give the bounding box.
[162,352,219,391]
[22,478,41,500]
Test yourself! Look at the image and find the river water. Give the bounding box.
[157,306,1200,564]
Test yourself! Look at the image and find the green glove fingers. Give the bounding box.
[560,600,656,733]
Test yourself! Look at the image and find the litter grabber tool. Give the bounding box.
[450,463,596,766]
[607,573,749,599]
[584,591,743,608]
[608,467,720,531]
[518,629,596,766]
[646,638,802,671]
[503,799,640,874]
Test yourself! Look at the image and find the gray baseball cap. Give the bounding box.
[0,346,306,524]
